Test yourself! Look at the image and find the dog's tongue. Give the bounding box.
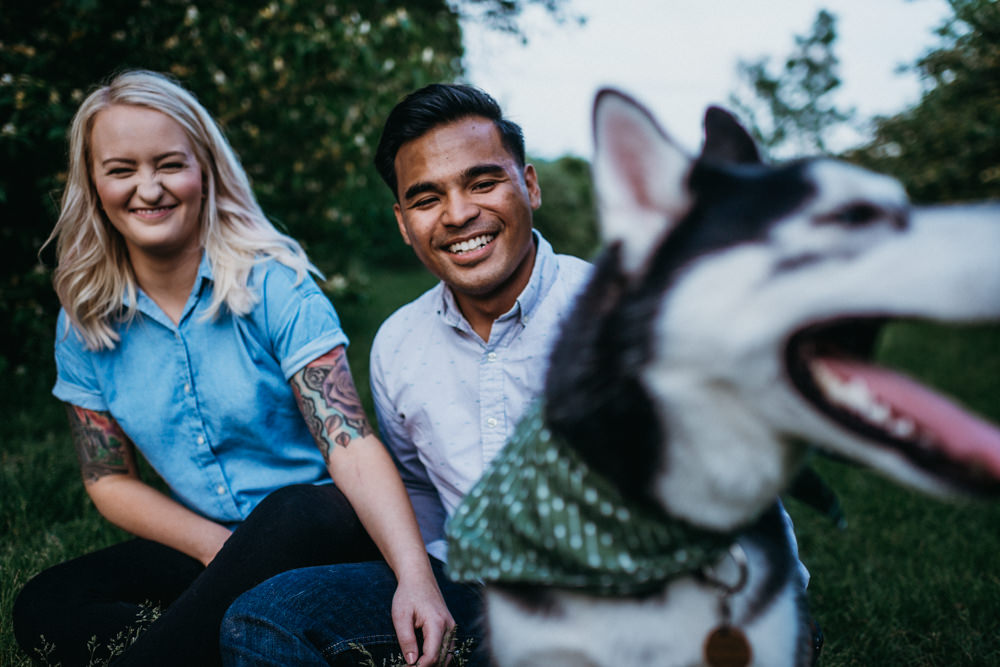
[823,358,1000,478]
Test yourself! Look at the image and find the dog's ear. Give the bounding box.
[700,106,761,165]
[592,88,692,274]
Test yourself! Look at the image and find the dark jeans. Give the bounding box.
[220,559,488,666]
[13,483,380,667]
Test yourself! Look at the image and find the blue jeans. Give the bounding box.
[220,558,489,666]
[13,483,380,667]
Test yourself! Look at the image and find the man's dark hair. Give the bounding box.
[374,83,526,198]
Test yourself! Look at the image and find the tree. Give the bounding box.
[728,9,854,158]
[531,155,598,260]
[0,0,568,388]
[847,0,1000,203]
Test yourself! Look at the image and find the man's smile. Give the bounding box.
[447,233,496,255]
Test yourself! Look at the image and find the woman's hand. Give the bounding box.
[391,574,456,666]
[290,348,459,665]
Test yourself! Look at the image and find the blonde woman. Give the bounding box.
[12,70,453,667]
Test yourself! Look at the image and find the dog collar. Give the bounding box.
[446,401,729,595]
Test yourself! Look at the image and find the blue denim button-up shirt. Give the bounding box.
[53,254,345,525]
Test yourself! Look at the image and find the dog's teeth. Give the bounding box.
[842,378,874,408]
[811,360,910,433]
[891,417,916,438]
[865,401,891,424]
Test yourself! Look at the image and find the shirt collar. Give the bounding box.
[123,251,213,327]
[438,230,557,331]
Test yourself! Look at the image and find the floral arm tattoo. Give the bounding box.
[66,404,138,485]
[291,346,374,463]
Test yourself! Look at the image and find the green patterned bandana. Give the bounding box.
[446,401,729,596]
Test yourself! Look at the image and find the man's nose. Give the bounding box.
[442,193,479,226]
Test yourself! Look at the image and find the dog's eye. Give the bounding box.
[830,203,882,226]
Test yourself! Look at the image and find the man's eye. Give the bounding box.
[472,180,497,191]
[412,197,438,208]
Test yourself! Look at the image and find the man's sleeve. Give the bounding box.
[370,338,448,554]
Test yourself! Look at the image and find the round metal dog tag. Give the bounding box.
[704,625,752,667]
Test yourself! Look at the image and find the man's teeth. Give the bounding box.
[811,361,921,439]
[448,234,494,254]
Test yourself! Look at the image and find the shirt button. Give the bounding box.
[184,383,191,394]
[197,435,205,445]
[487,352,497,362]
[486,417,498,428]
[215,484,226,495]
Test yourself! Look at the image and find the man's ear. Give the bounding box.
[393,203,413,246]
[524,163,542,210]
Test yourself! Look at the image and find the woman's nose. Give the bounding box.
[136,172,164,201]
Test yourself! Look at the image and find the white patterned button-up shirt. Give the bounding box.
[370,232,592,562]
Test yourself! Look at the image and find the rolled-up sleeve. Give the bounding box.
[52,311,107,411]
[257,265,349,378]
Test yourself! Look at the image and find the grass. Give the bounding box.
[787,321,1000,666]
[2,267,999,666]
[0,264,436,666]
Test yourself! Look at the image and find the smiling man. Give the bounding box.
[220,84,591,666]
[390,109,541,340]
[370,84,591,571]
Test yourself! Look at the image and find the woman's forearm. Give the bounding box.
[326,435,435,579]
[67,402,231,565]
[87,475,232,566]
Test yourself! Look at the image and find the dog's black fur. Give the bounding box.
[469,89,1000,667]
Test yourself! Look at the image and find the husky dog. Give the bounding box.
[446,89,1000,667]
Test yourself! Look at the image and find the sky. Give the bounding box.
[460,0,953,158]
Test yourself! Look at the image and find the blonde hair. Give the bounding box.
[46,69,316,350]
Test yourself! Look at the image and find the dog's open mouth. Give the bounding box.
[787,318,1000,494]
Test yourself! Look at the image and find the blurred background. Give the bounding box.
[2,1,998,664]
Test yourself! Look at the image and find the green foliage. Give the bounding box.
[0,0,464,394]
[456,0,582,35]
[0,0,572,396]
[847,0,1000,202]
[2,0,466,264]
[729,9,854,157]
[531,154,599,259]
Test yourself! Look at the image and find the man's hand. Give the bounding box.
[391,576,456,666]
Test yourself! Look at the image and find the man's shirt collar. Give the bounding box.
[438,230,556,334]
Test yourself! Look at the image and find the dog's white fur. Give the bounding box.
[480,90,1000,667]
